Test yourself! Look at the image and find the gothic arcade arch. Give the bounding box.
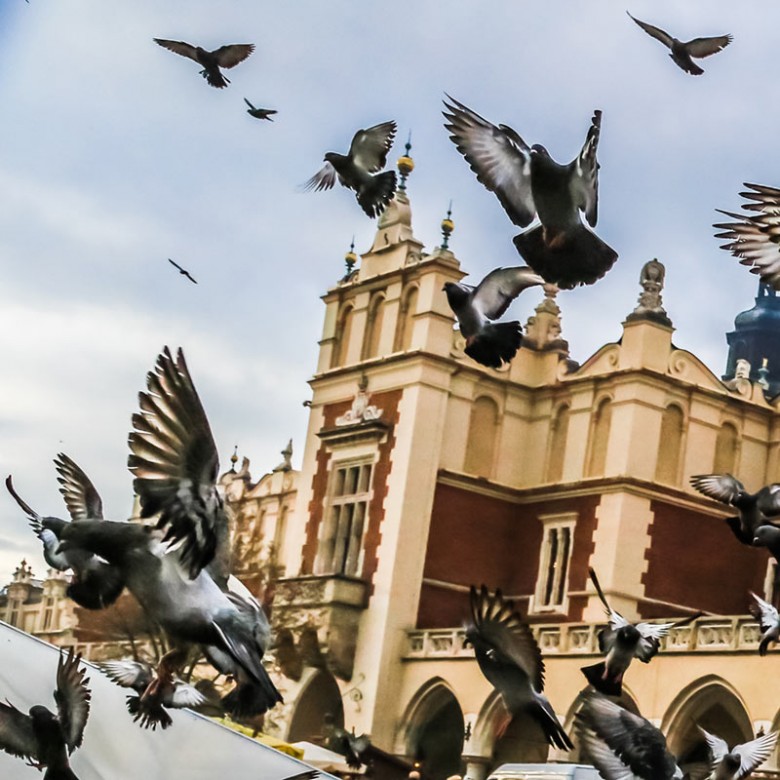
[286,668,345,743]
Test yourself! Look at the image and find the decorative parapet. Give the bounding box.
[405,616,762,659]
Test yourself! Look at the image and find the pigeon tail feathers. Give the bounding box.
[357,170,397,218]
[464,322,523,368]
[221,678,283,718]
[581,661,623,697]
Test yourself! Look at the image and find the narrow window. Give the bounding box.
[394,286,419,352]
[546,404,570,483]
[464,396,499,478]
[586,398,612,477]
[655,405,684,485]
[533,514,576,613]
[331,305,355,368]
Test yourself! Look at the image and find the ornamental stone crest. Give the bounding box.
[335,378,383,426]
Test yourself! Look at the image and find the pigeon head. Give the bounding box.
[754,525,780,547]
[616,624,641,645]
[29,704,56,725]
[443,281,470,309]
[530,144,550,158]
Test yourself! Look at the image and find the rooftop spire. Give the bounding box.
[440,201,454,249]
[397,132,414,192]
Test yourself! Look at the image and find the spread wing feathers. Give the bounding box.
[588,568,626,628]
[5,476,46,534]
[701,728,778,779]
[212,44,255,69]
[153,39,200,62]
[98,660,155,693]
[54,649,91,753]
[443,95,535,228]
[575,721,641,780]
[685,35,732,58]
[750,591,780,627]
[303,161,338,192]
[0,701,39,762]
[469,585,545,692]
[54,453,103,521]
[627,13,675,49]
[689,474,744,504]
[471,267,543,320]
[128,346,223,579]
[572,110,601,227]
[170,683,207,709]
[349,121,397,173]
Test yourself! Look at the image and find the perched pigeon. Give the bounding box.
[167,258,197,285]
[465,585,573,750]
[99,648,205,730]
[582,568,701,696]
[244,98,277,121]
[700,727,778,780]
[153,39,254,88]
[443,96,617,288]
[752,525,780,562]
[0,648,91,780]
[5,458,125,610]
[575,692,683,780]
[714,184,780,289]
[749,591,780,656]
[627,12,732,76]
[444,266,544,368]
[304,121,397,218]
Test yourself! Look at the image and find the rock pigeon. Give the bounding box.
[749,591,780,656]
[167,258,197,284]
[575,692,684,780]
[444,266,544,368]
[443,96,617,289]
[153,39,254,88]
[244,98,277,121]
[699,727,777,780]
[5,457,125,610]
[304,121,397,218]
[465,585,573,750]
[0,647,91,780]
[581,568,701,696]
[99,648,206,730]
[714,184,780,289]
[627,12,732,76]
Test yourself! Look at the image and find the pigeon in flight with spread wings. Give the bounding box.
[749,591,780,655]
[304,121,397,218]
[153,39,254,88]
[714,184,780,289]
[443,96,617,289]
[244,98,277,121]
[444,266,544,368]
[0,648,91,780]
[627,12,732,76]
[700,727,778,780]
[581,568,701,696]
[167,258,197,285]
[465,585,573,750]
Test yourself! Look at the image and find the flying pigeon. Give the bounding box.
[627,12,732,76]
[167,258,197,284]
[304,121,398,218]
[714,184,780,289]
[700,727,778,780]
[749,591,780,656]
[5,457,125,610]
[443,266,544,368]
[99,648,206,730]
[443,96,617,289]
[465,585,573,750]
[153,39,254,88]
[244,98,277,121]
[581,568,701,696]
[575,692,684,780]
[0,648,91,780]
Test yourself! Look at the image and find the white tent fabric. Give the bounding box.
[0,621,331,780]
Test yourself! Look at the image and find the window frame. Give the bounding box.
[529,512,577,615]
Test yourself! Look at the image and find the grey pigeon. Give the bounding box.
[304,121,397,218]
[749,591,780,656]
[627,12,732,76]
[582,568,701,696]
[444,266,544,368]
[443,96,617,289]
[714,184,780,289]
[0,648,90,780]
[465,585,573,751]
[244,98,277,121]
[700,727,778,780]
[153,39,254,88]
[167,258,197,284]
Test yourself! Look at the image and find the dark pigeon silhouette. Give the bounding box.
[244,98,277,121]
[304,121,397,218]
[167,258,197,284]
[444,266,544,368]
[154,39,254,88]
[749,591,780,656]
[627,12,732,75]
[443,96,617,288]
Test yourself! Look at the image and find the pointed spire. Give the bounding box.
[397,132,414,192]
[343,237,357,279]
[230,445,238,473]
[440,201,454,249]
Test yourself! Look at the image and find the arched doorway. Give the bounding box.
[287,669,345,743]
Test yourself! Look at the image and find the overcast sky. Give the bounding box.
[0,1,774,584]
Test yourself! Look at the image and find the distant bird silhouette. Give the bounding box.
[154,39,254,88]
[627,12,732,75]
[244,98,277,121]
[167,258,197,284]
[305,121,397,218]
[0,648,91,780]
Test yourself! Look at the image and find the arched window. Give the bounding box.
[394,285,419,352]
[546,404,570,483]
[655,404,685,484]
[586,398,612,477]
[362,293,386,359]
[331,304,354,368]
[464,396,499,478]
[713,422,739,475]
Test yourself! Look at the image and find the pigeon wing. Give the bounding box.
[626,13,675,49]
[443,96,535,228]
[732,731,779,779]
[169,682,207,709]
[349,121,397,173]
[54,453,104,521]
[471,266,543,321]
[750,591,780,628]
[0,702,39,762]
[571,110,602,227]
[99,660,154,693]
[757,485,780,517]
[685,35,732,59]
[303,162,338,192]
[689,474,745,504]
[700,727,730,765]
[212,44,255,69]
[575,720,641,780]
[153,39,201,63]
[54,649,91,753]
